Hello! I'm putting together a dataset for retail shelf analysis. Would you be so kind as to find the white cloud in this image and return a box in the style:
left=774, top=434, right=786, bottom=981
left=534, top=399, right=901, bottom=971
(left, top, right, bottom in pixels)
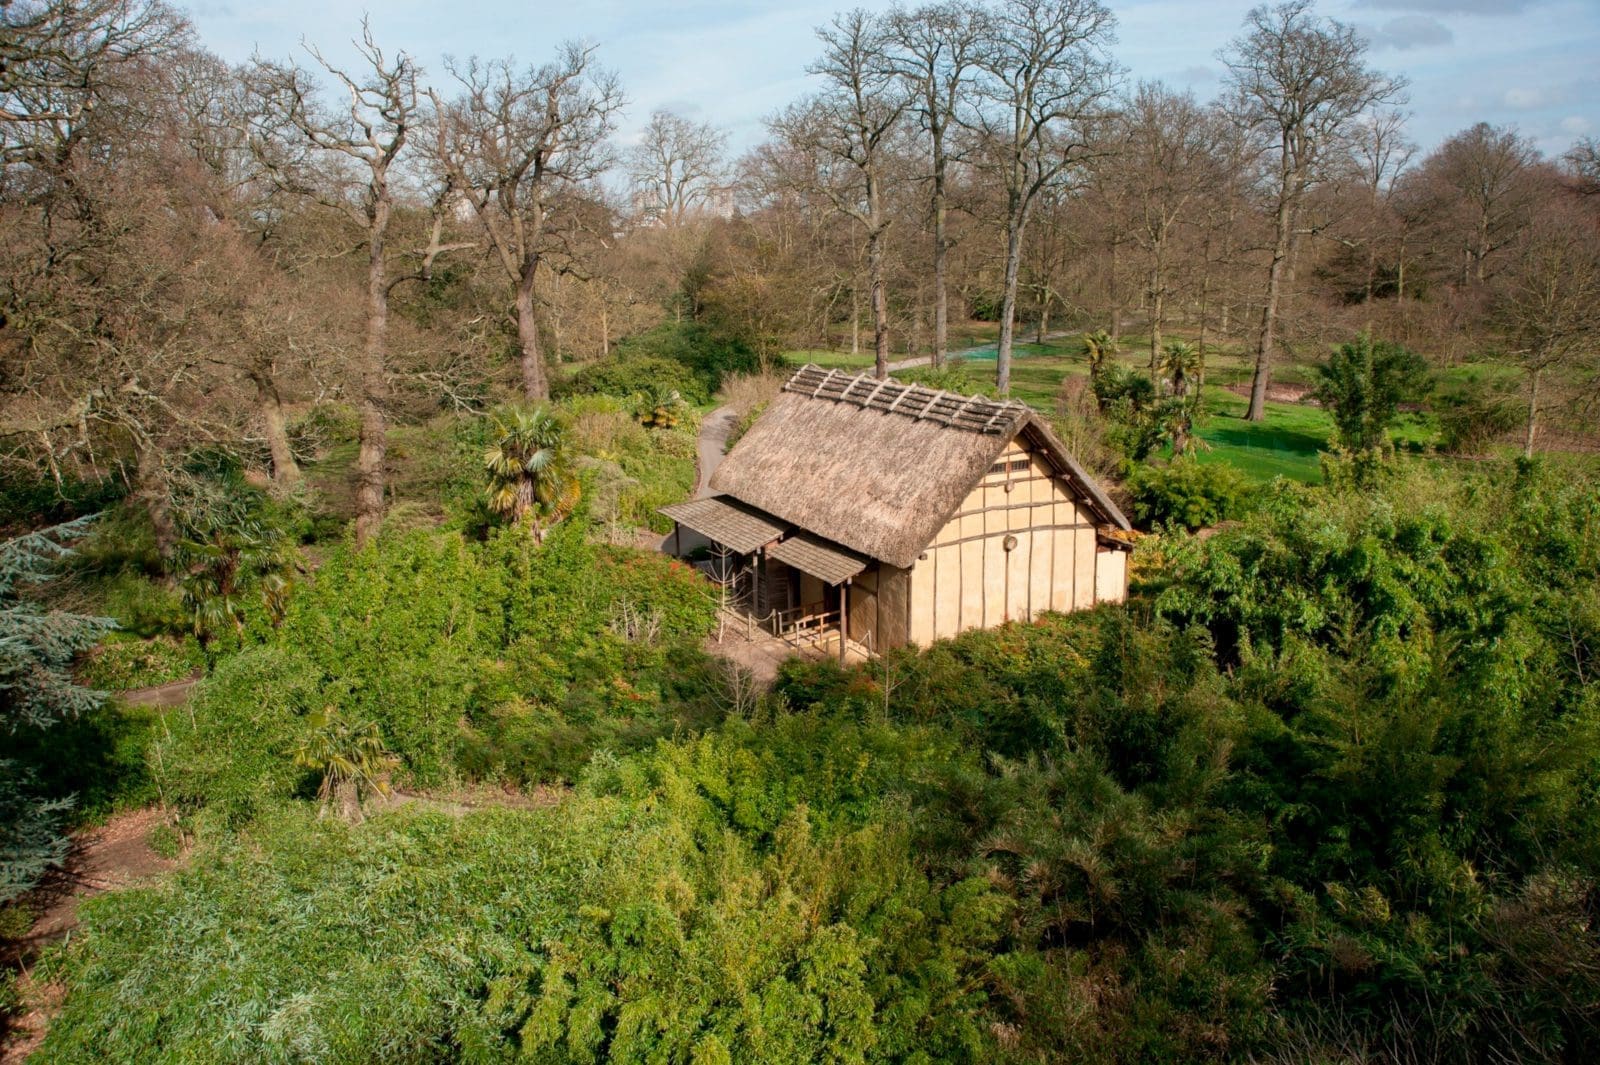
left=1360, top=14, right=1454, bottom=50
left=1560, top=115, right=1593, bottom=134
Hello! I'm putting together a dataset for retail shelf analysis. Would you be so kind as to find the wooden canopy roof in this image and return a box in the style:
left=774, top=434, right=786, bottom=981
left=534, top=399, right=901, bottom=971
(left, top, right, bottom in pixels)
left=768, top=531, right=868, bottom=586
left=658, top=495, right=789, bottom=554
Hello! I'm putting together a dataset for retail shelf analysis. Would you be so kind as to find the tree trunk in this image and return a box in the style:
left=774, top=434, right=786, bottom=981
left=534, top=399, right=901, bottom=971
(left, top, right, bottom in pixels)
left=1108, top=241, right=1122, bottom=343
left=1396, top=231, right=1407, bottom=303
left=253, top=369, right=299, bottom=486
left=1037, top=300, right=1049, bottom=345
left=354, top=196, right=392, bottom=548
left=850, top=283, right=860, bottom=355
left=1249, top=166, right=1298, bottom=423
left=1475, top=212, right=1489, bottom=284
left=932, top=152, right=949, bottom=369
left=868, top=224, right=889, bottom=380
left=336, top=778, right=362, bottom=824
left=1525, top=367, right=1540, bottom=457
left=1148, top=243, right=1166, bottom=371
left=516, top=260, right=549, bottom=402
left=136, top=443, right=176, bottom=573
left=996, top=217, right=1025, bottom=396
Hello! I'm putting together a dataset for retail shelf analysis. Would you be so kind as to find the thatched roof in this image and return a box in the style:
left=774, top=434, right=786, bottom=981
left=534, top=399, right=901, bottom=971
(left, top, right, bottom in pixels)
left=706, top=365, right=1129, bottom=570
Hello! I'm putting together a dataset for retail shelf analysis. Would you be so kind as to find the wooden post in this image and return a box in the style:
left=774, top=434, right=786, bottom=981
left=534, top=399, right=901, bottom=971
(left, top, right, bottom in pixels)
left=673, top=524, right=681, bottom=558
left=839, top=579, right=850, bottom=667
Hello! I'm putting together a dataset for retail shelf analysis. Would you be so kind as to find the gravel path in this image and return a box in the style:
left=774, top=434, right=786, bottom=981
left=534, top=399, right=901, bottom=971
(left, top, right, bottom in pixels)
left=695, top=406, right=739, bottom=498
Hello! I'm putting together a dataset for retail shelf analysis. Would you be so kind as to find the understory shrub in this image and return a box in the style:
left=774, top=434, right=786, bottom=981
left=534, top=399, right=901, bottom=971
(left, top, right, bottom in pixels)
left=1127, top=459, right=1252, bottom=530
left=96, top=571, right=188, bottom=638
left=894, top=360, right=992, bottom=397
left=41, top=743, right=1006, bottom=1063
left=77, top=631, right=203, bottom=690
left=0, top=467, right=124, bottom=531
left=150, top=646, right=324, bottom=827
left=157, top=522, right=719, bottom=810
left=612, top=320, right=766, bottom=396
left=563, top=394, right=698, bottom=534
left=1436, top=377, right=1522, bottom=455
left=559, top=354, right=707, bottom=406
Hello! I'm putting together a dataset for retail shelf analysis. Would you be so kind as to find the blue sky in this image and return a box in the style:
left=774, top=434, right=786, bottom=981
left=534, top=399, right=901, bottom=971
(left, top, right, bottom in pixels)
left=187, top=0, right=1598, bottom=160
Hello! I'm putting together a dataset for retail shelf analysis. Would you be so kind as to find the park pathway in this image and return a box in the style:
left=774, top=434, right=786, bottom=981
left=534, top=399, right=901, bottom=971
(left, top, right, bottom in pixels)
left=695, top=406, right=739, bottom=498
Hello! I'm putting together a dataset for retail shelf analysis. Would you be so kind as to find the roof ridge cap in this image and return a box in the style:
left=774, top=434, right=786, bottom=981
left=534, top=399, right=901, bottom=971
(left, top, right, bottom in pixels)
left=782, top=364, right=1028, bottom=433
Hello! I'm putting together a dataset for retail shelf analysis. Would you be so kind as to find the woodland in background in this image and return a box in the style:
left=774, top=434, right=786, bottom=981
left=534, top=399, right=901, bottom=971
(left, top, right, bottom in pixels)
left=4, top=1, right=1600, bottom=1062
left=3, top=0, right=1599, bottom=550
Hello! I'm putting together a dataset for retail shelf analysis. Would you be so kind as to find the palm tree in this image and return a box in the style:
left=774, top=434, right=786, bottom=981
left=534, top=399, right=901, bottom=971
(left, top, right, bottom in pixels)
left=1157, top=340, right=1203, bottom=399
left=293, top=707, right=399, bottom=823
left=1082, top=329, right=1118, bottom=382
left=484, top=406, right=581, bottom=541
left=635, top=384, right=685, bottom=429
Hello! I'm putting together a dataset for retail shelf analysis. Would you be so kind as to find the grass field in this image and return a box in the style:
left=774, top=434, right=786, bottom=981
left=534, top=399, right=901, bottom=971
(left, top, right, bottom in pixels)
left=788, top=334, right=1346, bottom=484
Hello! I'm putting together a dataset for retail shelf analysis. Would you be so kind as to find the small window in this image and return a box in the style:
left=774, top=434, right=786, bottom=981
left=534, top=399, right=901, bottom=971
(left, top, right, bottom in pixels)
left=990, top=456, right=1033, bottom=479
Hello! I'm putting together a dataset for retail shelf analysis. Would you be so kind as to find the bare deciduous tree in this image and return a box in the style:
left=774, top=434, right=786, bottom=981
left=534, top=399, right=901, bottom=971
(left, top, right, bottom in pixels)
left=890, top=0, right=985, bottom=367
left=627, top=108, right=727, bottom=225
left=1347, top=107, right=1414, bottom=312
left=249, top=23, right=421, bottom=546
left=1220, top=0, right=1403, bottom=421
left=1568, top=137, right=1600, bottom=197
left=0, top=0, right=185, bottom=166
left=967, top=0, right=1117, bottom=395
left=1112, top=82, right=1233, bottom=367
left=1407, top=122, right=1539, bottom=288
left=432, top=44, right=622, bottom=402
left=1490, top=202, right=1600, bottom=456
left=770, top=10, right=910, bottom=380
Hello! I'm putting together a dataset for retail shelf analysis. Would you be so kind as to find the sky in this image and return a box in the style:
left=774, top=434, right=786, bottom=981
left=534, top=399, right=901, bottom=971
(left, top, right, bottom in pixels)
left=185, top=0, right=1600, bottom=161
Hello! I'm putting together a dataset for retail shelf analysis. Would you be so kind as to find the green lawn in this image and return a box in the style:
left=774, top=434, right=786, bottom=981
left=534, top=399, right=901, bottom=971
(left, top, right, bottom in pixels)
left=789, top=348, right=876, bottom=370
left=1193, top=389, right=1331, bottom=482
left=947, top=345, right=1338, bottom=484
left=778, top=335, right=1536, bottom=487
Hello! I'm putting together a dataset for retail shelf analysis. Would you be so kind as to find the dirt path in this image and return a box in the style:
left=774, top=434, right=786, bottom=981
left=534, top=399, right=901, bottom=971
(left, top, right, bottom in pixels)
left=2, top=807, right=181, bottom=1062
left=119, top=672, right=202, bottom=708
left=1222, top=381, right=1317, bottom=405
left=385, top=783, right=567, bottom=817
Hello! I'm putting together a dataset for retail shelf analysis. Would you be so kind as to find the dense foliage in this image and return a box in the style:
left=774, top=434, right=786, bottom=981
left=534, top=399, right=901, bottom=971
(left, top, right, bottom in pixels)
left=1126, top=459, right=1252, bottom=530
left=152, top=523, right=718, bottom=823
left=558, top=322, right=768, bottom=408
left=27, top=461, right=1600, bottom=1062
left=1313, top=334, right=1433, bottom=452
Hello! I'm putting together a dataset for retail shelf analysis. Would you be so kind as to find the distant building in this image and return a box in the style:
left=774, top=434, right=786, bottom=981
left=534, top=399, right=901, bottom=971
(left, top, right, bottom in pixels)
left=661, top=365, right=1132, bottom=655
left=628, top=185, right=737, bottom=227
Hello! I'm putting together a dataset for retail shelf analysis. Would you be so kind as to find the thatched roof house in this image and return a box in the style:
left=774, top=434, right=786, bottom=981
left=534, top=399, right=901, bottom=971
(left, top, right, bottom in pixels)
left=663, top=365, right=1132, bottom=655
